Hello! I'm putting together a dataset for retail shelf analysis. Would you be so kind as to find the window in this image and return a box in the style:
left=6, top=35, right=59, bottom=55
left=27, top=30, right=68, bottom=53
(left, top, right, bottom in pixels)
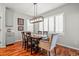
left=44, top=18, right=48, bottom=31
left=49, top=16, right=54, bottom=33
left=34, top=23, right=39, bottom=33
left=39, top=22, right=43, bottom=31
left=55, top=13, right=63, bottom=33
left=47, top=13, right=64, bottom=33
left=27, top=20, right=33, bottom=32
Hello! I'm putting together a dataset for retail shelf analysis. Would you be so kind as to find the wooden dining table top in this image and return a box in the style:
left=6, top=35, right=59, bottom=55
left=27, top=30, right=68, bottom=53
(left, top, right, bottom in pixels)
left=31, top=34, right=43, bottom=39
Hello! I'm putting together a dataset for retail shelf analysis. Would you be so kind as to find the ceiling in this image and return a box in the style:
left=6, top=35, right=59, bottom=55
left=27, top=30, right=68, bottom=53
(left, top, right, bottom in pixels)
left=2, top=3, right=65, bottom=16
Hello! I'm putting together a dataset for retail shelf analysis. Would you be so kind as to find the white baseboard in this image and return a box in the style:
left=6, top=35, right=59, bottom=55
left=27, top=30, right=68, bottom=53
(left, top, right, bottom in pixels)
left=0, top=45, right=6, bottom=48
left=57, top=43, right=79, bottom=50
left=16, top=39, right=22, bottom=42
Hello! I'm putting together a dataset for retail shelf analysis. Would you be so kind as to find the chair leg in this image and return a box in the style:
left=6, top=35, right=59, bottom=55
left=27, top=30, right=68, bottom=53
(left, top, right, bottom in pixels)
left=31, top=39, right=32, bottom=55
left=49, top=51, right=50, bottom=56
left=26, top=42, right=28, bottom=51
left=24, top=41, right=27, bottom=50
left=47, top=51, right=50, bottom=56
left=22, top=42, right=23, bottom=48
left=24, top=42, right=26, bottom=50
left=54, top=47, right=56, bottom=56
left=22, top=41, right=25, bottom=49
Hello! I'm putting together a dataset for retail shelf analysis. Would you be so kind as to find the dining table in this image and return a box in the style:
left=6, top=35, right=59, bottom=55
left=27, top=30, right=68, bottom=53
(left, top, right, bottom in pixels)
left=25, top=32, right=48, bottom=54
left=30, top=34, right=43, bottom=54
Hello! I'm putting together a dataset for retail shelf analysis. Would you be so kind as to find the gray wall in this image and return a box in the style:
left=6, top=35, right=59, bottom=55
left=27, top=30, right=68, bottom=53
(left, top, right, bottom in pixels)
left=5, top=8, right=28, bottom=44
left=13, top=11, right=28, bottom=41
left=41, top=3, right=79, bottom=50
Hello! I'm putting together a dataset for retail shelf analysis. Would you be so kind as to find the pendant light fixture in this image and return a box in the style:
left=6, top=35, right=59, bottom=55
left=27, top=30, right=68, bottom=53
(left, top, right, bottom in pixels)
left=30, top=3, right=44, bottom=23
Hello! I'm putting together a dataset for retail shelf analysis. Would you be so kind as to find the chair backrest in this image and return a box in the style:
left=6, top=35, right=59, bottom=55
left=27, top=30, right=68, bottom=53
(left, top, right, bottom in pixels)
left=26, top=32, right=31, bottom=42
left=26, top=32, right=31, bottom=36
left=43, top=31, right=48, bottom=35
left=21, top=32, right=25, bottom=40
left=50, top=34, right=60, bottom=50
left=21, top=32, right=27, bottom=42
left=38, top=31, right=42, bottom=34
left=22, top=32, right=31, bottom=41
left=48, top=34, right=53, bottom=43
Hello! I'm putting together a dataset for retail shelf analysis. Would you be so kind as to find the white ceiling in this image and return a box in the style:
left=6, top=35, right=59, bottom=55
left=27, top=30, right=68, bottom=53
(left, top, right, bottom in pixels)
left=2, top=3, right=65, bottom=16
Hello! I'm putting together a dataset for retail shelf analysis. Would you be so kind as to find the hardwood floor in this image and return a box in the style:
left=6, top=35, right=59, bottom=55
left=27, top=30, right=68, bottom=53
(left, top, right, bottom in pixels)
left=0, top=41, right=79, bottom=56
left=0, top=42, right=45, bottom=56
left=56, top=45, right=79, bottom=56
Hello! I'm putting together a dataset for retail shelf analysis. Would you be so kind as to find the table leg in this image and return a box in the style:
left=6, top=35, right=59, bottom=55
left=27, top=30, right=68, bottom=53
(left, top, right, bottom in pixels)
left=31, top=38, right=32, bottom=55
left=26, top=37, right=29, bottom=51
left=35, top=39, right=40, bottom=53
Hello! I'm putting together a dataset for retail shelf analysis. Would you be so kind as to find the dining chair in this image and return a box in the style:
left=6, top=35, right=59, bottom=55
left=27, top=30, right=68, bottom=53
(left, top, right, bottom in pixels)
left=21, top=32, right=26, bottom=49
left=26, top=32, right=36, bottom=54
left=39, top=31, right=48, bottom=41
left=21, top=32, right=31, bottom=50
left=26, top=34, right=33, bottom=54
left=43, top=31, right=48, bottom=35
left=39, top=34, right=60, bottom=56
left=26, top=32, right=31, bottom=50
